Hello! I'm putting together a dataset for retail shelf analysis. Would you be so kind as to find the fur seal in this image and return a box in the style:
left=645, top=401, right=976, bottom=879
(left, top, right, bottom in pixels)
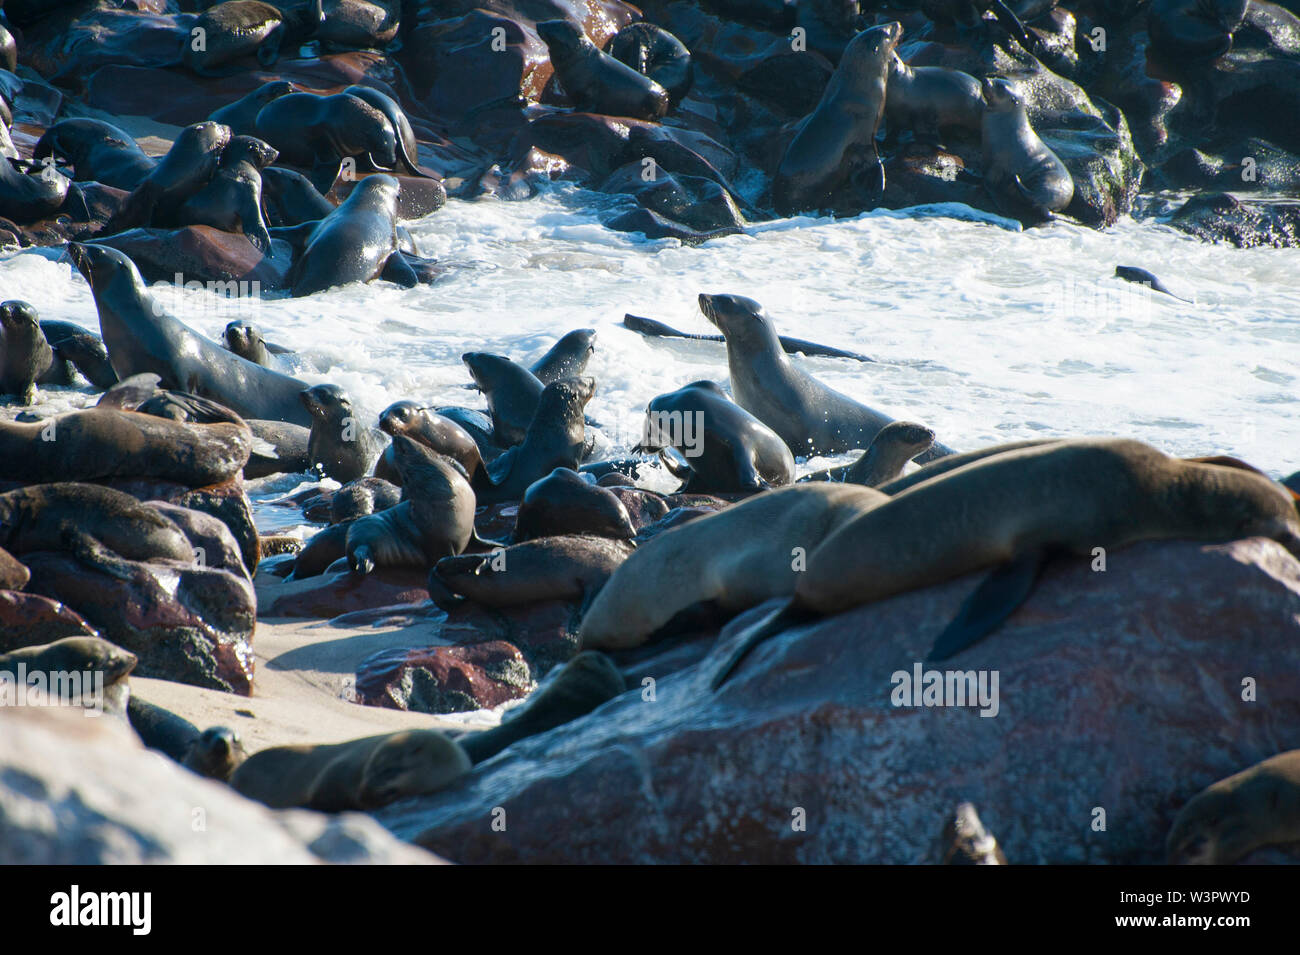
left=623, top=313, right=875, bottom=362
left=261, top=165, right=336, bottom=226
left=1148, top=0, right=1248, bottom=62
left=980, top=78, right=1074, bottom=219
left=254, top=92, right=399, bottom=195
left=1167, top=750, right=1300, bottom=864
left=606, top=22, right=694, bottom=106
left=38, top=319, right=118, bottom=389
left=638, top=379, right=795, bottom=493
left=222, top=320, right=287, bottom=367
left=580, top=483, right=886, bottom=650
left=457, top=651, right=627, bottom=764
left=0, top=482, right=194, bottom=572
left=300, top=383, right=383, bottom=482
left=346, top=435, right=477, bottom=575
left=0, top=407, right=250, bottom=486
left=341, top=85, right=434, bottom=180
left=772, top=22, right=901, bottom=216
left=712, top=438, right=1300, bottom=687
left=176, top=135, right=278, bottom=251
left=185, top=1, right=322, bottom=74
left=378, top=400, right=484, bottom=481
left=530, top=328, right=597, bottom=385
left=105, top=122, right=231, bottom=234
left=0, top=637, right=137, bottom=710
left=127, top=695, right=248, bottom=780
left=330, top=476, right=400, bottom=523
left=286, top=174, right=411, bottom=296
left=31, top=119, right=157, bottom=192
left=884, top=52, right=984, bottom=143
left=0, top=150, right=79, bottom=223
left=800, top=421, right=936, bottom=485
left=230, top=728, right=470, bottom=811
left=429, top=535, right=633, bottom=611
left=1, top=300, right=55, bottom=404
left=69, top=243, right=313, bottom=426
left=699, top=293, right=950, bottom=459
left=536, top=19, right=670, bottom=121
left=462, top=351, right=546, bottom=448
left=1115, top=265, right=1192, bottom=302
left=473, top=377, right=594, bottom=505
left=209, top=80, right=297, bottom=136
left=513, top=467, right=636, bottom=542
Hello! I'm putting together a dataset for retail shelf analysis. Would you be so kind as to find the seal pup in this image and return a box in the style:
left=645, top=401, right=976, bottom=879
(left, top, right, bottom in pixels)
left=38, top=319, right=118, bottom=389
left=378, top=400, right=484, bottom=481
left=980, top=78, right=1073, bottom=219
left=1167, top=750, right=1300, bottom=864
left=286, top=174, right=412, bottom=296
left=884, top=52, right=984, bottom=144
left=637, top=379, right=795, bottom=493
left=300, top=383, right=383, bottom=482
left=530, top=328, right=597, bottom=384
left=429, top=535, right=633, bottom=611
left=1, top=299, right=55, bottom=404
left=209, top=80, right=297, bottom=136
left=457, top=651, right=627, bottom=764
left=606, top=22, right=694, bottom=106
left=800, top=421, right=936, bottom=485
left=254, top=92, right=399, bottom=195
left=346, top=435, right=477, bottom=575
left=32, top=119, right=157, bottom=192
left=700, top=293, right=952, bottom=459
left=230, top=729, right=470, bottom=811
left=513, top=467, right=636, bottom=542
left=0, top=408, right=251, bottom=486
left=580, top=482, right=887, bottom=650
left=68, top=243, right=313, bottom=426
left=261, top=166, right=335, bottom=226
left=536, top=19, right=670, bottom=121
left=712, top=438, right=1300, bottom=687
left=176, top=135, right=278, bottom=251
left=127, top=696, right=248, bottom=780
left=330, top=477, right=400, bottom=523
left=0, top=637, right=137, bottom=712
left=222, top=320, right=292, bottom=368
left=474, top=377, right=595, bottom=505
left=462, top=351, right=546, bottom=448
left=1, top=150, right=83, bottom=224
left=772, top=21, right=901, bottom=216
left=104, top=121, right=232, bottom=233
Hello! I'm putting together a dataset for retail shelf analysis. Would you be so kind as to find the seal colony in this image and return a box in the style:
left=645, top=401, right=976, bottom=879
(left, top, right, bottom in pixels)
left=1, top=0, right=1299, bottom=868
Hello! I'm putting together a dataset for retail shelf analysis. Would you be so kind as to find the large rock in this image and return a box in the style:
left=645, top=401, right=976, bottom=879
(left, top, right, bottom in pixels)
left=0, top=707, right=441, bottom=864
left=0, top=591, right=99, bottom=647
left=355, top=640, right=533, bottom=713
left=376, top=538, right=1300, bottom=863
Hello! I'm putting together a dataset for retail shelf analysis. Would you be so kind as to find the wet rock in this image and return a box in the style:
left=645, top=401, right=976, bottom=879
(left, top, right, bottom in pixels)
left=375, top=538, right=1300, bottom=863
left=1167, top=192, right=1300, bottom=247
left=93, top=225, right=293, bottom=290
left=0, top=591, right=99, bottom=648
left=262, top=564, right=429, bottom=617
left=148, top=501, right=251, bottom=580
left=331, top=172, right=447, bottom=220
left=22, top=553, right=255, bottom=695
left=0, top=707, right=442, bottom=864
left=355, top=640, right=533, bottom=714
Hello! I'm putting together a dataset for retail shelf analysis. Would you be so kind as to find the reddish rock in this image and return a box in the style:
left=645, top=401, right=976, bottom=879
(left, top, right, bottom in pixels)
left=0, top=591, right=99, bottom=647
left=262, top=565, right=429, bottom=618
left=375, top=538, right=1300, bottom=864
left=105, top=478, right=260, bottom=578
left=356, top=640, right=532, bottom=713
left=22, top=553, right=255, bottom=695
left=94, top=225, right=292, bottom=290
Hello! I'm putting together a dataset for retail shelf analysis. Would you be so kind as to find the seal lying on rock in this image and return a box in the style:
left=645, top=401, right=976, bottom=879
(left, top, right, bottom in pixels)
left=712, top=438, right=1300, bottom=687
left=537, top=19, right=670, bottom=121
left=799, top=421, right=936, bottom=485
left=1167, top=749, right=1300, bottom=864
left=230, top=729, right=470, bottom=811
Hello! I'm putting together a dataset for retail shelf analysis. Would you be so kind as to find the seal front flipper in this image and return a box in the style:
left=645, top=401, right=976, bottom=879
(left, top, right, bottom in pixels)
left=925, top=547, right=1052, bottom=662
left=711, top=600, right=817, bottom=691
left=379, top=250, right=418, bottom=288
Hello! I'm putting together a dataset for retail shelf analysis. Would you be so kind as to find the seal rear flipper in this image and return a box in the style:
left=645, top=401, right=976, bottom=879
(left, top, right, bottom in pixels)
left=1011, top=175, right=1057, bottom=225
left=925, top=547, right=1051, bottom=662
left=379, top=250, right=419, bottom=288
left=60, top=182, right=92, bottom=222
left=60, top=526, right=137, bottom=582
left=308, top=158, right=342, bottom=196
left=711, top=600, right=816, bottom=691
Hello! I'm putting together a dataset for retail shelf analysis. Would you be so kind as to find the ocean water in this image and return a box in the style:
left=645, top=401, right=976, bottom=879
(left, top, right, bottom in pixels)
left=3, top=186, right=1298, bottom=512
